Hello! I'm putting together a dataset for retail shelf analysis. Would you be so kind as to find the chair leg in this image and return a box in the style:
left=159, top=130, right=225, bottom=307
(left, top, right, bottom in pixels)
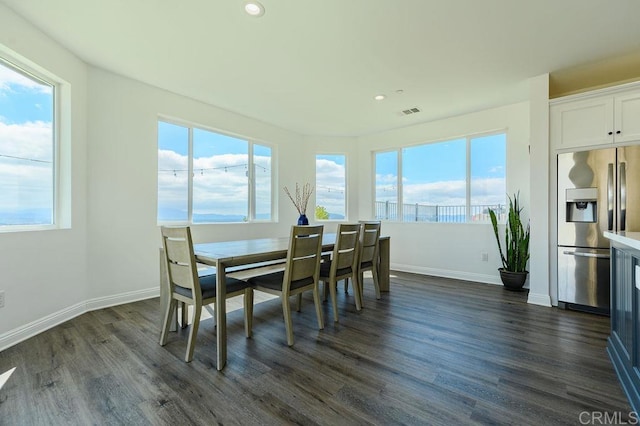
left=244, top=288, right=254, bottom=338
left=282, top=295, right=295, bottom=346
left=313, top=285, right=324, bottom=330
left=344, top=279, right=349, bottom=293
left=160, top=299, right=177, bottom=345
left=181, top=301, right=188, bottom=328
left=359, top=272, right=365, bottom=307
left=185, top=303, right=201, bottom=362
left=352, top=274, right=362, bottom=311
left=296, top=293, right=303, bottom=312
left=329, top=278, right=339, bottom=322
left=323, top=281, right=329, bottom=302
left=372, top=265, right=381, bottom=300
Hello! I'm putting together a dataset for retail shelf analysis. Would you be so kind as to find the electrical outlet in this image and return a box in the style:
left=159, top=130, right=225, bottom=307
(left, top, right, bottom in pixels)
left=481, top=252, right=489, bottom=262
left=0, top=291, right=4, bottom=308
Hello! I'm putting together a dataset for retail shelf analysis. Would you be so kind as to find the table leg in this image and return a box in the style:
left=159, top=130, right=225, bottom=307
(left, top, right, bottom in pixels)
left=378, top=238, right=390, bottom=292
left=216, top=260, right=227, bottom=371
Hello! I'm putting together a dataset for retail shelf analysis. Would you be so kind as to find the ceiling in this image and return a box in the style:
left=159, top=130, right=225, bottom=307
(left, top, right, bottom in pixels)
left=3, top=0, right=640, bottom=137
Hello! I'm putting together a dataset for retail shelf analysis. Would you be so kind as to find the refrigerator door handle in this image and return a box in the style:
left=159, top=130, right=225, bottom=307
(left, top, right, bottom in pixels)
left=562, top=250, right=610, bottom=259
left=620, top=161, right=627, bottom=231
left=608, top=163, right=614, bottom=231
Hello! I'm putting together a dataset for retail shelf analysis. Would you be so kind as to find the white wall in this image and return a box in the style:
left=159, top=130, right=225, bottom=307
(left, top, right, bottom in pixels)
left=528, top=75, right=552, bottom=306
left=356, top=102, right=531, bottom=284
left=0, top=3, right=89, bottom=344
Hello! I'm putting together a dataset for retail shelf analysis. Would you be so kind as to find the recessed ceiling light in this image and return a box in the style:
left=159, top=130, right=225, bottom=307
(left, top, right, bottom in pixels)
left=374, top=94, right=386, bottom=101
left=244, top=1, right=265, bottom=17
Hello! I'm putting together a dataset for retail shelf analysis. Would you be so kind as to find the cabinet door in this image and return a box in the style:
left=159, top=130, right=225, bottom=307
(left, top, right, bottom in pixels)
left=612, top=247, right=633, bottom=365
left=550, top=96, right=614, bottom=150
left=615, top=90, right=640, bottom=144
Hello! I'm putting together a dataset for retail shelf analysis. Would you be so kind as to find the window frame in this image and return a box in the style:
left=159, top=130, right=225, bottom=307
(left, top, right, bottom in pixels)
left=0, top=54, right=60, bottom=233
left=373, top=130, right=507, bottom=224
left=157, top=117, right=275, bottom=225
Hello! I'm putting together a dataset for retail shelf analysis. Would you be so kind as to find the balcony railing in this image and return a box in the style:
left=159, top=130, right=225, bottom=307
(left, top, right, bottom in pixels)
left=374, top=201, right=506, bottom=223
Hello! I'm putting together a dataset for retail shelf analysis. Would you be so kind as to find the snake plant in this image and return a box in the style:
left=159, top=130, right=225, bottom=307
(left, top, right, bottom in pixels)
left=488, top=192, right=530, bottom=272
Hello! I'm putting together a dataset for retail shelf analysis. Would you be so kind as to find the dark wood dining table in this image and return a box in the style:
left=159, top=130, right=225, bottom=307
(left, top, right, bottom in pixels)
left=161, top=234, right=390, bottom=371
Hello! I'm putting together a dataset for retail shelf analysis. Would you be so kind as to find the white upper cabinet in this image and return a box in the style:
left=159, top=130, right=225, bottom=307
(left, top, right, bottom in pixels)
left=614, top=90, right=640, bottom=144
left=550, top=85, right=640, bottom=151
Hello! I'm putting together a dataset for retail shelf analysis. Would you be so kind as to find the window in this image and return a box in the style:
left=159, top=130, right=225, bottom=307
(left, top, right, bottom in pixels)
left=157, top=120, right=272, bottom=223
left=374, top=132, right=506, bottom=223
left=0, top=59, right=55, bottom=228
left=374, top=150, right=398, bottom=221
left=315, top=154, right=346, bottom=220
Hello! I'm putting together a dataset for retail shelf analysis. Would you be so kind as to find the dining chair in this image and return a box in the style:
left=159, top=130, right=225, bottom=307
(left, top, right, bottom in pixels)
left=248, top=225, right=324, bottom=346
left=318, top=223, right=361, bottom=322
left=355, top=221, right=382, bottom=306
left=159, top=226, right=254, bottom=362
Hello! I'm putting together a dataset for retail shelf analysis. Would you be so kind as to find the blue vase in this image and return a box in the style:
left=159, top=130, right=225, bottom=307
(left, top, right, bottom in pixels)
left=297, top=214, right=309, bottom=225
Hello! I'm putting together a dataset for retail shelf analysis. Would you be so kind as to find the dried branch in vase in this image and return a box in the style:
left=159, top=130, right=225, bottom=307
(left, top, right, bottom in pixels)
left=283, top=183, right=314, bottom=215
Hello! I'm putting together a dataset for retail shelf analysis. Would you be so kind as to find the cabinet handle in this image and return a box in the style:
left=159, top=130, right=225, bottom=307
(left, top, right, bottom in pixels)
left=621, top=162, right=627, bottom=231
left=562, top=250, right=610, bottom=259
left=608, top=163, right=614, bottom=231
left=608, top=131, right=613, bottom=135
left=617, top=130, right=621, bottom=134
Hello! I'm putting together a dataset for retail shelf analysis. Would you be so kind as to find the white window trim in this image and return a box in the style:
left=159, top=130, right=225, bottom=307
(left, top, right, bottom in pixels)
left=157, top=117, right=276, bottom=224
left=373, top=130, right=507, bottom=224
left=0, top=50, right=66, bottom=233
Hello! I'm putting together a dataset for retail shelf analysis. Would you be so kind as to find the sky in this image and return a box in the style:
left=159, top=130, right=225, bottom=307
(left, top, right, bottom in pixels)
left=376, top=134, right=506, bottom=210
left=0, top=61, right=54, bottom=225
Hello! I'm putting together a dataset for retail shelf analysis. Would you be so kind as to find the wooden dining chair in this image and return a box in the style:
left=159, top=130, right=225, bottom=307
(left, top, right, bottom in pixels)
left=318, top=223, right=361, bottom=322
left=248, top=225, right=324, bottom=346
left=355, top=221, right=382, bottom=306
left=159, top=226, right=254, bottom=362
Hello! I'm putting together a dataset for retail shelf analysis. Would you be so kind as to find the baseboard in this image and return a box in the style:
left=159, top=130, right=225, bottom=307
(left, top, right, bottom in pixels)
left=527, top=292, right=552, bottom=307
left=391, top=263, right=552, bottom=308
left=391, top=263, right=502, bottom=285
left=85, top=288, right=159, bottom=312
left=0, top=287, right=159, bottom=352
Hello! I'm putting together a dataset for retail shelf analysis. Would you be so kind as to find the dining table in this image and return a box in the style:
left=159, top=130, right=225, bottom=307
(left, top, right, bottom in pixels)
left=160, top=233, right=390, bottom=371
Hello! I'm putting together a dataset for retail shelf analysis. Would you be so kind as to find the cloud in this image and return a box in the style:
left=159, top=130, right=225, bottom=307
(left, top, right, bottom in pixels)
left=0, top=121, right=53, bottom=161
left=0, top=120, right=54, bottom=213
left=158, top=150, right=274, bottom=216
left=315, top=158, right=345, bottom=214
left=378, top=177, right=506, bottom=206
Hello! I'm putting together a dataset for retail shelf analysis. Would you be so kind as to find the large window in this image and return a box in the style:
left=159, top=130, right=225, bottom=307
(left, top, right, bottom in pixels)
left=0, top=59, right=55, bottom=228
left=374, top=150, right=398, bottom=220
left=374, top=133, right=506, bottom=223
left=158, top=120, right=272, bottom=223
left=315, top=154, right=346, bottom=220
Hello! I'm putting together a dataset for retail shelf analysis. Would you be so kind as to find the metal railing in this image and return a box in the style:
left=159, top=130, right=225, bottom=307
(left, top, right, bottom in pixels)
left=374, top=201, right=506, bottom=223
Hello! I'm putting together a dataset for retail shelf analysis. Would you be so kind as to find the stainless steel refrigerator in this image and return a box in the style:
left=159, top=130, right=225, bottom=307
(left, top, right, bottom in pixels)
left=557, top=145, right=640, bottom=314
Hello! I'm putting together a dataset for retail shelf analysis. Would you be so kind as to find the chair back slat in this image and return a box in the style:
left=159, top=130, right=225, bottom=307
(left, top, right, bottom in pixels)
left=359, top=222, right=381, bottom=264
left=334, top=224, right=360, bottom=271
left=285, top=225, right=324, bottom=289
left=161, top=226, right=199, bottom=292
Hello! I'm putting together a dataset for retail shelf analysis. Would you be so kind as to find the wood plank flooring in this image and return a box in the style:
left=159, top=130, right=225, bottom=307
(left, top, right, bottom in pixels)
left=0, top=272, right=633, bottom=425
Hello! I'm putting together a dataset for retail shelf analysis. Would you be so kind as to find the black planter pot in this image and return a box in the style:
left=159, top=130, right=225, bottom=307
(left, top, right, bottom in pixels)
left=498, top=268, right=528, bottom=291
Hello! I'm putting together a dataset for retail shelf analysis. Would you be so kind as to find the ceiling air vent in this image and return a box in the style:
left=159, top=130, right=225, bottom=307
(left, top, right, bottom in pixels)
left=401, top=107, right=421, bottom=115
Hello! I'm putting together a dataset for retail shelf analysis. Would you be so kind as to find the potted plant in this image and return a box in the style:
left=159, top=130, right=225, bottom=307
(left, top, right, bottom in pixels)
left=488, top=192, right=530, bottom=291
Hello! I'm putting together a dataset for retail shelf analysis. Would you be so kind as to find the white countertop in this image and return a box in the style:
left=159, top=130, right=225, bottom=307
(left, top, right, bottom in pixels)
left=604, top=231, right=640, bottom=251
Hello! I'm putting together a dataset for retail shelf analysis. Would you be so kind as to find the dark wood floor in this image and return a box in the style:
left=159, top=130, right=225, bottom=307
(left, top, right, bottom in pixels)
left=0, top=272, right=632, bottom=425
